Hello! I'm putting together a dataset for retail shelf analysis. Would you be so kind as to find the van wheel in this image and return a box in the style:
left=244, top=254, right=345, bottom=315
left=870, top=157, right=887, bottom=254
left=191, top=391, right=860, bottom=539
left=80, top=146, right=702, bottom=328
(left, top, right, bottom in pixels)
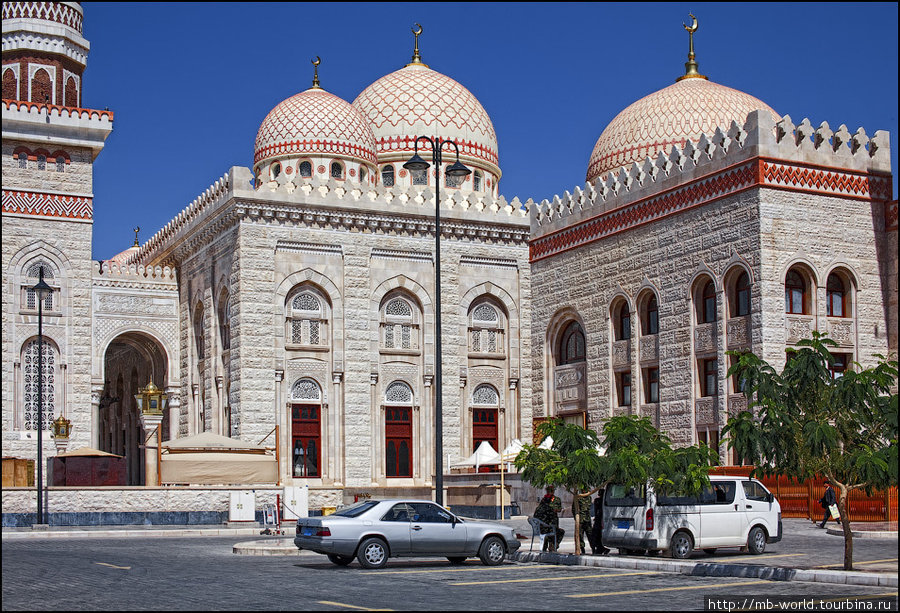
left=747, top=526, right=767, bottom=555
left=703, top=548, right=717, bottom=555
left=670, top=531, right=694, bottom=559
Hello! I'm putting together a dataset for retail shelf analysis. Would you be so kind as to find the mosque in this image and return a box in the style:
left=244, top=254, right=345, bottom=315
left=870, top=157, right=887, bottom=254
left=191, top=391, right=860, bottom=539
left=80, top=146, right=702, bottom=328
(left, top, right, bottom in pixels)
left=2, top=3, right=895, bottom=523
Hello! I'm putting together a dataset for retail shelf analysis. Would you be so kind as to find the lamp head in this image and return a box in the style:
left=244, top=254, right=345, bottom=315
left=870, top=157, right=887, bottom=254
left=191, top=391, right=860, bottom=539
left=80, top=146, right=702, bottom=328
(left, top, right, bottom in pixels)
left=445, top=160, right=471, bottom=177
left=403, top=152, right=430, bottom=172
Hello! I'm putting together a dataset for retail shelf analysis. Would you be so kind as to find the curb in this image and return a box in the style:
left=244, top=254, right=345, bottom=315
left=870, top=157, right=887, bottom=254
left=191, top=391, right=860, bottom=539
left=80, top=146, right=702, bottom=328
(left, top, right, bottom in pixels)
left=825, top=528, right=897, bottom=539
left=511, top=551, right=898, bottom=588
left=233, top=538, right=303, bottom=555
left=1, top=527, right=263, bottom=540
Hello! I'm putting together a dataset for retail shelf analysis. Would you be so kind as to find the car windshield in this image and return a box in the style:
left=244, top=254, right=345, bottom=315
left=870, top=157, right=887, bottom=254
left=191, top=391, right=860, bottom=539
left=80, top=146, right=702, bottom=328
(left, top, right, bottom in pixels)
left=331, top=501, right=380, bottom=518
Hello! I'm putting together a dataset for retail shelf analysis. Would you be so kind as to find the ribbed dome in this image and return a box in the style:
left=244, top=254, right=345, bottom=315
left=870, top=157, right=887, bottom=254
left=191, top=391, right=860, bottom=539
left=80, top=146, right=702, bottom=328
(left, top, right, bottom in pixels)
left=586, top=78, right=780, bottom=183
left=254, top=87, right=377, bottom=168
left=352, top=64, right=500, bottom=176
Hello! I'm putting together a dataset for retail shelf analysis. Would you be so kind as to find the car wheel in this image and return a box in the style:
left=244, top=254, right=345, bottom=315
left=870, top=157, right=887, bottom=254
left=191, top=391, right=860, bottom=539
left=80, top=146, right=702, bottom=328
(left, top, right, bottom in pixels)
left=479, top=536, right=506, bottom=566
left=703, top=548, right=717, bottom=556
left=447, top=556, right=467, bottom=565
left=327, top=554, right=353, bottom=566
left=747, top=526, right=767, bottom=555
left=670, top=531, right=694, bottom=559
left=356, top=537, right=389, bottom=569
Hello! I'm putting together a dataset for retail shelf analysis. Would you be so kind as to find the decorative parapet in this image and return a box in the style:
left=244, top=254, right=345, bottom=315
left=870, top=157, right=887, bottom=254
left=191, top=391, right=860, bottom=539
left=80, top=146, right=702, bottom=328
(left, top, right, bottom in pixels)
left=2, top=188, right=91, bottom=220
left=726, top=316, right=751, bottom=350
left=133, top=166, right=531, bottom=267
left=2, top=2, right=84, bottom=33
left=786, top=315, right=815, bottom=344
left=1, top=99, right=112, bottom=122
left=694, top=322, right=717, bottom=354
left=93, top=261, right=178, bottom=290
left=530, top=110, right=892, bottom=262
left=1, top=100, right=114, bottom=157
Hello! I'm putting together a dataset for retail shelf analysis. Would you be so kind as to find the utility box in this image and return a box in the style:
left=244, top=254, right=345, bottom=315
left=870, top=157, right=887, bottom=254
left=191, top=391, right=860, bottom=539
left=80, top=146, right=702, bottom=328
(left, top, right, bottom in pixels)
left=228, top=490, right=255, bottom=522
left=281, top=485, right=309, bottom=522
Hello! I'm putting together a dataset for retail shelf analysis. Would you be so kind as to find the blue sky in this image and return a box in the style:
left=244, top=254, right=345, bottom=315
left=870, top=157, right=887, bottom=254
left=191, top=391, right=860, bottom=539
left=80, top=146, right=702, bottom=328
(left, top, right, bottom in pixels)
left=82, top=2, right=899, bottom=261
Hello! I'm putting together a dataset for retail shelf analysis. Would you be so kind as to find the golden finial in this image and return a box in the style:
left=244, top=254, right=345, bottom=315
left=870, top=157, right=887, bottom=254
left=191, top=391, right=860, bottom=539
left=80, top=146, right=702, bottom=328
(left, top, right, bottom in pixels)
left=311, top=56, right=322, bottom=89
left=133, top=226, right=140, bottom=247
left=407, top=23, right=429, bottom=67
left=676, top=13, right=707, bottom=81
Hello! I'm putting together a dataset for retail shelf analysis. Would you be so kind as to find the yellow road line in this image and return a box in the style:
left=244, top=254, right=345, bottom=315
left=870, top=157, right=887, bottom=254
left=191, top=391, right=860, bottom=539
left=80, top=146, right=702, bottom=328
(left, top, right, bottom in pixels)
left=317, top=601, right=393, bottom=611
left=815, top=557, right=899, bottom=569
left=567, top=579, right=772, bottom=598
left=451, top=570, right=659, bottom=586
left=94, top=562, right=131, bottom=570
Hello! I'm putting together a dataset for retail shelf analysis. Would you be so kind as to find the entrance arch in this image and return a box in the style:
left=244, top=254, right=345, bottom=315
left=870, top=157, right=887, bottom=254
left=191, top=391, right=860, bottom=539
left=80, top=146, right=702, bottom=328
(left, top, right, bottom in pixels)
left=100, top=331, right=170, bottom=485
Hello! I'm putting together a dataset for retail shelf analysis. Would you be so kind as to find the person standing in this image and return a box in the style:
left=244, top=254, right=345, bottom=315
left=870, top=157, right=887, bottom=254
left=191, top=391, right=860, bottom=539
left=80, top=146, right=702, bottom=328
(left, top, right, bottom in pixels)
left=534, top=485, right=565, bottom=551
left=572, top=493, right=592, bottom=554
left=818, top=480, right=837, bottom=528
left=591, top=490, right=610, bottom=555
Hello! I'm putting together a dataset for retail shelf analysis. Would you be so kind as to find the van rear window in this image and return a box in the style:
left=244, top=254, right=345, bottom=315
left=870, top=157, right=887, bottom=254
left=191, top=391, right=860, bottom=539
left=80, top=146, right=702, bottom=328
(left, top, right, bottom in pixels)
left=605, top=484, right=646, bottom=506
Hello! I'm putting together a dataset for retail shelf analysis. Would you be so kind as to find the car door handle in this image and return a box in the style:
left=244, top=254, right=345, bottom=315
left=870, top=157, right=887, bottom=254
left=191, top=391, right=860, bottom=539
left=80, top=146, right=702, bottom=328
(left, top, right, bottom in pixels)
left=412, top=525, right=422, bottom=530
left=746, top=505, right=752, bottom=509
left=734, top=504, right=739, bottom=511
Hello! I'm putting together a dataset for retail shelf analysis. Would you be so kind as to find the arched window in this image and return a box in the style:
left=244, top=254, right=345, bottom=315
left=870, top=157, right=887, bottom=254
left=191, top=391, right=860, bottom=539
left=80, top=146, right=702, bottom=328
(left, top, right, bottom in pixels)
left=733, top=271, right=751, bottom=317
left=411, top=168, right=427, bottom=186
left=18, top=152, right=27, bottom=168
left=558, top=321, right=585, bottom=365
left=56, top=157, right=65, bottom=172
left=291, top=378, right=322, bottom=478
left=330, top=162, right=344, bottom=179
left=2, top=68, right=16, bottom=100
left=469, top=301, right=505, bottom=355
left=193, top=303, right=205, bottom=360
left=270, top=162, right=281, bottom=180
left=382, top=295, right=418, bottom=351
left=23, top=260, right=56, bottom=311
left=698, top=279, right=716, bottom=324
left=381, top=165, right=395, bottom=187
left=37, top=154, right=46, bottom=171
left=826, top=273, right=848, bottom=318
left=385, top=381, right=413, bottom=478
left=615, top=302, right=631, bottom=341
left=288, top=289, right=327, bottom=346
left=64, top=76, right=77, bottom=107
left=298, top=161, right=312, bottom=177
left=471, top=384, right=499, bottom=458
left=643, top=295, right=659, bottom=335
left=474, top=171, right=483, bottom=192
left=30, top=68, right=51, bottom=104
left=22, top=338, right=56, bottom=431
left=785, top=270, right=807, bottom=314
left=218, top=291, right=231, bottom=351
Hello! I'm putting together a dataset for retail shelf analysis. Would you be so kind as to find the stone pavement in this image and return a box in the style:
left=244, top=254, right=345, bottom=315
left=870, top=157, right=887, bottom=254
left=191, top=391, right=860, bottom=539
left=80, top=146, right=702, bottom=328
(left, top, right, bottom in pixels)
left=4, top=517, right=896, bottom=588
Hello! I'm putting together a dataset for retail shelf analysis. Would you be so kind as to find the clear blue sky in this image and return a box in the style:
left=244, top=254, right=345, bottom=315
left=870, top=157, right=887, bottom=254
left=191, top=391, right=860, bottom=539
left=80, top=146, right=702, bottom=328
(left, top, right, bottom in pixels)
left=81, top=2, right=899, bottom=261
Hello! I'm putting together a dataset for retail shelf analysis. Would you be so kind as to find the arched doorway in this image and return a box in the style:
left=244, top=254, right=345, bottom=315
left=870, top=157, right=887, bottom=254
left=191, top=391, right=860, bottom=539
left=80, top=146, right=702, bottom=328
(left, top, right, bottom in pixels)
left=100, top=332, right=170, bottom=486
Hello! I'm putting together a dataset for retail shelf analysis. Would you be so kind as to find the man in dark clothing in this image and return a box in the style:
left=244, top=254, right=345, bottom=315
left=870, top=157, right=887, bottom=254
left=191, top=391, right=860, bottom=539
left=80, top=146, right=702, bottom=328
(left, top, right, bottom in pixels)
left=534, top=486, right=565, bottom=551
left=818, top=480, right=837, bottom=528
left=590, top=491, right=610, bottom=555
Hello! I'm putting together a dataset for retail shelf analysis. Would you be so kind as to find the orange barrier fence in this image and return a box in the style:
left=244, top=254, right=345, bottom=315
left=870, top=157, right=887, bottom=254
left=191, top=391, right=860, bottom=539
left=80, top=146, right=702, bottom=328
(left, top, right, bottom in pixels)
left=710, top=467, right=898, bottom=522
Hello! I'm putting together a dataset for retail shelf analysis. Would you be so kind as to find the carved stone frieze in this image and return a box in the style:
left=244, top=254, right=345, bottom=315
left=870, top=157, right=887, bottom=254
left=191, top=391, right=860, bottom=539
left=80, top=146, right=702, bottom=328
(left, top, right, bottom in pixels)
left=694, top=397, right=717, bottom=427
left=726, top=316, right=751, bottom=349
left=786, top=315, right=815, bottom=344
left=612, top=339, right=631, bottom=368
left=639, top=335, right=658, bottom=363
left=96, top=293, right=177, bottom=316
left=694, top=323, right=717, bottom=354
left=826, top=318, right=855, bottom=347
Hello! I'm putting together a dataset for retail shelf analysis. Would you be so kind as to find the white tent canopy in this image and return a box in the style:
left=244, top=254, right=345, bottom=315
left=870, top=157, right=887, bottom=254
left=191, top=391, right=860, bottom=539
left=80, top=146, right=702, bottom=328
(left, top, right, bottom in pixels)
left=500, top=439, right=524, bottom=462
left=538, top=435, right=554, bottom=450
left=160, top=432, right=276, bottom=484
left=452, top=441, right=501, bottom=470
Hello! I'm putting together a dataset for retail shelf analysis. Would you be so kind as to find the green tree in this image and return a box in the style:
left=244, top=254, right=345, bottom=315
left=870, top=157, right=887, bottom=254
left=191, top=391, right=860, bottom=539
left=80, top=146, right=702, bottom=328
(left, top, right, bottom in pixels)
left=723, top=332, right=898, bottom=570
left=514, top=416, right=718, bottom=555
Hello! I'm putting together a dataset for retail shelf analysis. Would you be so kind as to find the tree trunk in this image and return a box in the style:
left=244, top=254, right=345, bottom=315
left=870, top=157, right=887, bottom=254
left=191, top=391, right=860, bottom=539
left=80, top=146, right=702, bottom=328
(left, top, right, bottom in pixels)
left=837, top=486, right=853, bottom=571
left=572, top=492, right=582, bottom=556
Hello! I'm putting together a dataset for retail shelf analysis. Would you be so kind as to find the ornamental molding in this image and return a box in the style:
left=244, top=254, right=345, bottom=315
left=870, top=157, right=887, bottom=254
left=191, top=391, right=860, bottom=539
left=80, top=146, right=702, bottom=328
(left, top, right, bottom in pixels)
left=2, top=2, right=85, bottom=34
left=2, top=188, right=91, bottom=220
left=370, top=248, right=433, bottom=263
left=459, top=255, right=518, bottom=269
left=275, top=240, right=343, bottom=257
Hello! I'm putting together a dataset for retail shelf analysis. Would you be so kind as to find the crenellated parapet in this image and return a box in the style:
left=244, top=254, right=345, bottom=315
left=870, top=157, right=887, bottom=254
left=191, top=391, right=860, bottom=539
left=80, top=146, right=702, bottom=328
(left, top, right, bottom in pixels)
left=93, top=260, right=178, bottom=290
left=530, top=110, right=892, bottom=261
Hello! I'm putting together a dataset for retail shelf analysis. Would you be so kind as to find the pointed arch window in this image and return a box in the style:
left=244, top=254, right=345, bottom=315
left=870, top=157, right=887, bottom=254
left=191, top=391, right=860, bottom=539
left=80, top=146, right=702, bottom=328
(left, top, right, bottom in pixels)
left=22, top=339, right=56, bottom=431
left=23, top=260, right=57, bottom=312
left=733, top=271, right=751, bottom=317
left=469, top=301, right=505, bottom=355
left=384, top=381, right=413, bottom=478
left=193, top=303, right=205, bottom=360
left=291, top=378, right=322, bottom=478
left=381, top=164, right=395, bottom=187
left=785, top=270, right=807, bottom=315
left=471, top=384, right=499, bottom=460
left=643, top=295, right=659, bottom=335
left=288, top=289, right=328, bottom=347
left=298, top=161, right=312, bottom=177
left=381, top=296, right=418, bottom=351
left=698, top=279, right=717, bottom=324
left=826, top=273, right=848, bottom=318
left=218, top=292, right=231, bottom=351
left=558, top=321, right=585, bottom=365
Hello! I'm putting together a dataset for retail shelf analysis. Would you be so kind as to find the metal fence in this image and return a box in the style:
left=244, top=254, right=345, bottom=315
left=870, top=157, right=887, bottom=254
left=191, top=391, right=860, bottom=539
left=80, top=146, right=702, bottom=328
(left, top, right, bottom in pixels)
left=710, top=467, right=898, bottom=523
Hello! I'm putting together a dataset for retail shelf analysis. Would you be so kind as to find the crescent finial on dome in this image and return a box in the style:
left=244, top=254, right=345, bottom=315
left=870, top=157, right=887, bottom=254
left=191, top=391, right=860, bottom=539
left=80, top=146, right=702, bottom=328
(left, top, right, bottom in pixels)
left=407, top=23, right=429, bottom=67
left=311, top=56, right=322, bottom=89
left=676, top=14, right=707, bottom=82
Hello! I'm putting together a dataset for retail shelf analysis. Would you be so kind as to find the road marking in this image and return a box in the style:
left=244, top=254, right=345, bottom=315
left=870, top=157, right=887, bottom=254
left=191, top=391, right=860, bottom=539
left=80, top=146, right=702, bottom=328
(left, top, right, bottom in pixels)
left=317, top=601, right=392, bottom=611
left=567, top=579, right=772, bottom=598
left=378, top=564, right=537, bottom=575
left=451, top=570, right=659, bottom=586
left=698, top=553, right=805, bottom=563
left=815, top=557, right=898, bottom=569
left=94, top=562, right=131, bottom=570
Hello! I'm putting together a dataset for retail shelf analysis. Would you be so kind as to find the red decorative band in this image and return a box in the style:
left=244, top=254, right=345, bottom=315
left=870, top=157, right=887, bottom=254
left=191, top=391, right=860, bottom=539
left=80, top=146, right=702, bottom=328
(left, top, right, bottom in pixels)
left=374, top=135, right=499, bottom=167
left=2, top=2, right=83, bottom=34
left=886, top=200, right=898, bottom=231
left=254, top=138, right=377, bottom=165
left=2, top=99, right=114, bottom=121
left=760, top=158, right=893, bottom=202
left=2, top=189, right=92, bottom=220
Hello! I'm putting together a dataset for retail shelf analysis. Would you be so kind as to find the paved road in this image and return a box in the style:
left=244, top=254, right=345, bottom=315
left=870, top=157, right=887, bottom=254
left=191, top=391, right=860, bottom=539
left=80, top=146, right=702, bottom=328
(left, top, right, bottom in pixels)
left=2, top=537, right=897, bottom=611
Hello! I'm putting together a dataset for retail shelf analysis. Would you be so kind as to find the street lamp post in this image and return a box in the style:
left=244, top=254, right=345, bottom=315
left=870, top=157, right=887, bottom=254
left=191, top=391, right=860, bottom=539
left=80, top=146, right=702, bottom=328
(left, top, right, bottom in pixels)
left=404, top=137, right=470, bottom=506
left=32, top=268, right=53, bottom=526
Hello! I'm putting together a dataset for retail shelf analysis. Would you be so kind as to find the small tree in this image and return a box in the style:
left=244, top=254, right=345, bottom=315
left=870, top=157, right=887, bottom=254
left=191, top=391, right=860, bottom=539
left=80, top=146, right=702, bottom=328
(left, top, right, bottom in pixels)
left=515, top=416, right=718, bottom=555
left=723, top=332, right=898, bottom=570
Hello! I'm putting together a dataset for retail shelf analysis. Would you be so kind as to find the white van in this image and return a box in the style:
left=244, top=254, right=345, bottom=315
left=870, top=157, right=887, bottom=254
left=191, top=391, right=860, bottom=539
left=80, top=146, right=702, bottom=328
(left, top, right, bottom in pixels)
left=602, top=475, right=782, bottom=558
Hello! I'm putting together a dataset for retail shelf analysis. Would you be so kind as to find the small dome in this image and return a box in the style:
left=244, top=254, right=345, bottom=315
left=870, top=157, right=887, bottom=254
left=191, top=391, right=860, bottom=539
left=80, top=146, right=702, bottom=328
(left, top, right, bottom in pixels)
left=586, top=77, right=780, bottom=183
left=254, top=87, right=377, bottom=170
left=352, top=64, right=500, bottom=177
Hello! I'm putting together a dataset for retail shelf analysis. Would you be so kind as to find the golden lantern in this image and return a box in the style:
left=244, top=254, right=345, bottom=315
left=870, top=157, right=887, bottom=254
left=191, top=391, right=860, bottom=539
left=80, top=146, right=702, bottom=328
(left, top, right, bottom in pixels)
left=134, top=381, right=167, bottom=416
left=51, top=414, right=72, bottom=439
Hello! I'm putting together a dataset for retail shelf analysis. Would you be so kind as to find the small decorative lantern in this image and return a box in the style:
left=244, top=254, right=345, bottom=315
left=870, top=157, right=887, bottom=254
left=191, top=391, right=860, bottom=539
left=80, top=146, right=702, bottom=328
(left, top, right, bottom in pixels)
left=51, top=415, right=72, bottom=439
left=134, top=381, right=167, bottom=416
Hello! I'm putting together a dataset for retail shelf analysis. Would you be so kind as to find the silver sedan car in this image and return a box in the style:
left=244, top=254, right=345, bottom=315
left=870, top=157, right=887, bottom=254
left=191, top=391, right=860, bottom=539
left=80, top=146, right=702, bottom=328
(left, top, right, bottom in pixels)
left=294, top=499, right=521, bottom=569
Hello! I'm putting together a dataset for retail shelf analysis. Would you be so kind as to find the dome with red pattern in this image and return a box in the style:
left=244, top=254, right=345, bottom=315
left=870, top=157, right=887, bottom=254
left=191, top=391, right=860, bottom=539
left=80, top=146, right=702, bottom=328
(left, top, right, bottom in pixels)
left=586, top=77, right=780, bottom=183
left=254, top=87, right=377, bottom=169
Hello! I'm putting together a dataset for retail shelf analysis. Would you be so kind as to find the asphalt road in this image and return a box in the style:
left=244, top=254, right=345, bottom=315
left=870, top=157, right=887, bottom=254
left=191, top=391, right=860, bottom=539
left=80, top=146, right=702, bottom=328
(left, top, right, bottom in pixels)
left=2, top=537, right=897, bottom=611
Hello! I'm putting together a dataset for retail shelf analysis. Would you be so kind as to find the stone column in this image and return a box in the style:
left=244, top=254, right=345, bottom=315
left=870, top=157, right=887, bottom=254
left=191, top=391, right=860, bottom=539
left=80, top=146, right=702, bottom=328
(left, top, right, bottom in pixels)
left=275, top=370, right=284, bottom=481
left=139, top=413, right=163, bottom=486
left=508, top=379, right=519, bottom=441
left=369, top=373, right=379, bottom=486
left=165, top=387, right=180, bottom=441
left=91, top=383, right=103, bottom=449
left=215, top=376, right=224, bottom=435
left=332, top=372, right=344, bottom=486
left=423, top=375, right=433, bottom=487
left=191, top=384, right=200, bottom=434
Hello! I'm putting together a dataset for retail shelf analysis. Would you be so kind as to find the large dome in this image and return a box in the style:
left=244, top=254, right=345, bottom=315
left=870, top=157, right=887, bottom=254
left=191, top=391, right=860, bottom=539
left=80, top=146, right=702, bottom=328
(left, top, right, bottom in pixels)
left=352, top=63, right=500, bottom=177
left=586, top=77, right=780, bottom=183
left=254, top=87, right=377, bottom=169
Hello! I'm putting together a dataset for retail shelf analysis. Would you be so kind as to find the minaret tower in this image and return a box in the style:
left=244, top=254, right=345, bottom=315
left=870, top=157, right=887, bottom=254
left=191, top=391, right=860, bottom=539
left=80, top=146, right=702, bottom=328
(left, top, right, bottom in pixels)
left=2, top=2, right=113, bottom=463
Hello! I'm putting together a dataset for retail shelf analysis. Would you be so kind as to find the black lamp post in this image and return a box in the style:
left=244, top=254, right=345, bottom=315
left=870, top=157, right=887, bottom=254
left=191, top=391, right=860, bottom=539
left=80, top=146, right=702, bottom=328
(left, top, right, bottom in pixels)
left=403, top=137, right=470, bottom=506
left=32, top=268, right=53, bottom=526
